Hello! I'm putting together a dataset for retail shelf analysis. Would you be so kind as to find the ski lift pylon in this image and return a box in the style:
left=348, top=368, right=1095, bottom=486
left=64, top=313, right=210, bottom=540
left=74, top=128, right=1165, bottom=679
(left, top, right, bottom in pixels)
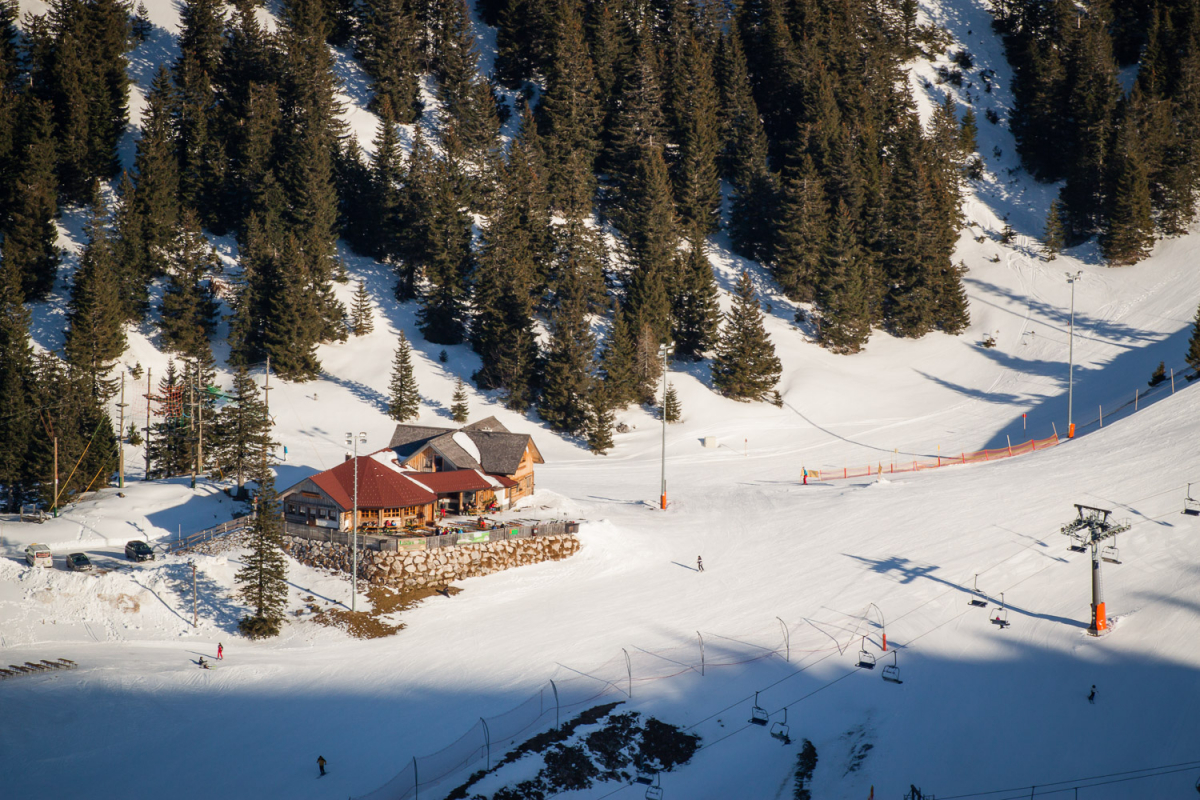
left=1185, top=483, right=1200, bottom=516
left=857, top=636, right=876, bottom=669
left=749, top=691, right=769, bottom=726
left=770, top=707, right=791, bottom=743
left=991, top=592, right=1011, bottom=629
left=969, top=573, right=988, bottom=607
left=882, top=651, right=902, bottom=684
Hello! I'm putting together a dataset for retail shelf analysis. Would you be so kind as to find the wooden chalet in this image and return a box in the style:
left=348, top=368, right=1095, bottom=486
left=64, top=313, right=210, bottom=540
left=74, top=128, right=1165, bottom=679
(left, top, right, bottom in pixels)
left=280, top=417, right=544, bottom=531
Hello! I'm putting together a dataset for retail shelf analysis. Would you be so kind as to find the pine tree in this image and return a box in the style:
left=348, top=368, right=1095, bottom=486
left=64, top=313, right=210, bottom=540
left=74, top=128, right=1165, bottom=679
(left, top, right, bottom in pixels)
left=262, top=234, right=322, bottom=380
left=236, top=469, right=288, bottom=638
left=1100, top=110, right=1155, bottom=266
left=0, top=254, right=33, bottom=510
left=620, top=142, right=676, bottom=343
left=433, top=0, right=498, bottom=161
left=671, top=231, right=720, bottom=360
left=160, top=211, right=220, bottom=361
left=349, top=280, right=374, bottom=336
left=672, top=31, right=721, bottom=233
left=584, top=387, right=614, bottom=455
left=417, top=156, right=474, bottom=345
left=603, top=20, right=665, bottom=188
left=538, top=272, right=595, bottom=434
left=538, top=0, right=601, bottom=214
left=1187, top=302, right=1200, bottom=379
left=388, top=331, right=421, bottom=421
left=355, top=0, right=423, bottom=123
left=147, top=359, right=193, bottom=478
left=815, top=201, right=871, bottom=354
left=712, top=271, right=781, bottom=402
left=64, top=193, right=127, bottom=400
left=131, top=66, right=181, bottom=278
left=772, top=152, right=827, bottom=303
left=663, top=382, right=681, bottom=423
left=599, top=305, right=638, bottom=408
left=212, top=366, right=273, bottom=490
left=450, top=377, right=469, bottom=423
left=632, top=322, right=662, bottom=406
left=6, top=97, right=60, bottom=301
left=1043, top=199, right=1066, bottom=260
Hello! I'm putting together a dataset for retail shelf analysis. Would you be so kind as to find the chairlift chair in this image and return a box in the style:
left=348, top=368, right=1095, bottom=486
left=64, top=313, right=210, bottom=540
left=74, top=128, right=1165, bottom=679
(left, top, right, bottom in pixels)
left=1068, top=531, right=1088, bottom=553
left=1185, top=484, right=1200, bottom=516
left=969, top=574, right=988, bottom=607
left=644, top=773, right=663, bottom=800
left=749, top=691, right=769, bottom=726
left=882, top=651, right=902, bottom=684
left=770, top=707, right=791, bottom=743
left=991, top=592, right=1011, bottom=629
left=857, top=636, right=876, bottom=669
left=1101, top=537, right=1121, bottom=564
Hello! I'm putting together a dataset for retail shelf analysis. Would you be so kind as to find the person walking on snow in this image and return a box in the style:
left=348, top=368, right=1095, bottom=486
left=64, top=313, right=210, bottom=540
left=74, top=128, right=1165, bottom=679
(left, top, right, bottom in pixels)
left=217, top=643, right=223, bottom=660
left=317, top=756, right=327, bottom=776
left=697, top=556, right=704, bottom=572
left=1088, top=685, right=1096, bottom=704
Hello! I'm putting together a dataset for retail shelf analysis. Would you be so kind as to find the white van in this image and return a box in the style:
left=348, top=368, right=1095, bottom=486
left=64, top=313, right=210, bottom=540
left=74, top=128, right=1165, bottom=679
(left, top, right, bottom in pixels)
left=24, top=543, right=52, bottom=568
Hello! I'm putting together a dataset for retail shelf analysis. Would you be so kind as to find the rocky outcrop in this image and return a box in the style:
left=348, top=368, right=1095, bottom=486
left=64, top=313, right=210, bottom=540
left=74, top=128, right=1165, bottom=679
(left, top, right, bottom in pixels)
left=281, top=534, right=581, bottom=588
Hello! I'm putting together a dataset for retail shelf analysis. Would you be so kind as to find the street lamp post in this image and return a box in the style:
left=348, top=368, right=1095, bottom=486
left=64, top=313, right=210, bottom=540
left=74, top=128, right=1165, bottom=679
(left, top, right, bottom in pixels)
left=659, top=343, right=672, bottom=510
left=345, top=431, right=367, bottom=611
left=1066, top=271, right=1082, bottom=438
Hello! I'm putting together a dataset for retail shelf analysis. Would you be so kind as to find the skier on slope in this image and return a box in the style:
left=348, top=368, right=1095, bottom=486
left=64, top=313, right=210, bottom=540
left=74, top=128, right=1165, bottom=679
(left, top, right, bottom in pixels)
left=198, top=657, right=209, bottom=669
left=317, top=755, right=327, bottom=776
left=217, top=643, right=223, bottom=660
left=1088, top=685, right=1096, bottom=704
left=697, top=556, right=704, bottom=572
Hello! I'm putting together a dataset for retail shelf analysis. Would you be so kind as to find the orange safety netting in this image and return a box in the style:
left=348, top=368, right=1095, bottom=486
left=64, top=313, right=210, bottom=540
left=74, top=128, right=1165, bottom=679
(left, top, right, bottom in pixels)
left=811, top=433, right=1060, bottom=482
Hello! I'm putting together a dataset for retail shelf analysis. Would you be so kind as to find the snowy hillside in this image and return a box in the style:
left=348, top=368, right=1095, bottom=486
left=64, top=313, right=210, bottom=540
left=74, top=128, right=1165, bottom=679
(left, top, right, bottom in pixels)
left=4, top=0, right=1200, bottom=798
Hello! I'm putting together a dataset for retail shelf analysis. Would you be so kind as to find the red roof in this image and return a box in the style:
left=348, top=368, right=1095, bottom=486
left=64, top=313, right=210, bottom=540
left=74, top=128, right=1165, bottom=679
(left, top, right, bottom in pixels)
left=309, top=455, right=437, bottom=510
left=409, top=470, right=499, bottom=494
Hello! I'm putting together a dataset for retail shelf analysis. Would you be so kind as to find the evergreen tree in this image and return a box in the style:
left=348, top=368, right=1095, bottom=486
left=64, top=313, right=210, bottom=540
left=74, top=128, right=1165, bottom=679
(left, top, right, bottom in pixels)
left=131, top=66, right=181, bottom=278
left=388, top=331, right=421, bottom=421
left=538, top=0, right=601, bottom=214
left=772, top=153, right=827, bottom=303
left=450, top=376, right=469, bottom=423
left=599, top=304, right=638, bottom=408
left=538, top=272, right=595, bottom=434
left=160, top=211, right=220, bottom=361
left=236, top=469, right=288, bottom=638
left=663, top=381, right=681, bottom=423
left=620, top=141, right=676, bottom=343
left=262, top=234, right=322, bottom=380
left=433, top=0, right=498, bottom=161
left=0, top=254, right=33, bottom=510
left=671, top=231, right=719, bottom=360
left=583, top=387, right=615, bottom=455
left=1100, top=110, right=1155, bottom=266
left=64, top=193, right=127, bottom=400
left=6, top=97, right=60, bottom=301
left=672, top=31, right=721, bottom=233
left=632, top=321, right=663, bottom=406
left=349, top=280, right=375, bottom=336
left=355, top=0, right=423, bottom=123
left=815, top=201, right=871, bottom=354
left=147, top=359, right=193, bottom=478
left=1043, top=199, right=1066, bottom=260
left=1187, top=302, right=1200, bottom=379
left=416, top=156, right=474, bottom=345
left=711, top=271, right=781, bottom=401
left=212, top=366, right=273, bottom=490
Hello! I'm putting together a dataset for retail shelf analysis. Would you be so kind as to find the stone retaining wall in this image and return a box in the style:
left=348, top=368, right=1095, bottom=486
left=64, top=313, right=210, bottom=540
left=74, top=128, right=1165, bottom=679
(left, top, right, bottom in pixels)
left=282, top=533, right=581, bottom=588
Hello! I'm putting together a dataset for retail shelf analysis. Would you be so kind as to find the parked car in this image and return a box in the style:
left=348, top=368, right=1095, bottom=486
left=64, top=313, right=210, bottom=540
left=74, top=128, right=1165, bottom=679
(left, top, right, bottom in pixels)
left=24, top=543, right=52, bottom=568
left=66, top=552, right=92, bottom=572
left=124, top=541, right=154, bottom=562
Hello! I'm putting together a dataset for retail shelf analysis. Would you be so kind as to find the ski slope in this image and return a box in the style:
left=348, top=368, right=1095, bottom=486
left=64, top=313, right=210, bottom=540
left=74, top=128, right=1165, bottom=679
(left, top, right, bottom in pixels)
left=3, top=0, right=1200, bottom=798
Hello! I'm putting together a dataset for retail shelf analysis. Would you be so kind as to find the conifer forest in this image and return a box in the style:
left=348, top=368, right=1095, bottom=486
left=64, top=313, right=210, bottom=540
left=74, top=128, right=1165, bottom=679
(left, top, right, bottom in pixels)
left=0, top=0, right=1198, bottom=510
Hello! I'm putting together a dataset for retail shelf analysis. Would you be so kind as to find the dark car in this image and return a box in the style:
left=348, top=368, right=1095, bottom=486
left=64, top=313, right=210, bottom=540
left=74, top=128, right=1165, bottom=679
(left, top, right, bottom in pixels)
left=124, top=541, right=155, bottom=562
left=66, top=552, right=92, bottom=572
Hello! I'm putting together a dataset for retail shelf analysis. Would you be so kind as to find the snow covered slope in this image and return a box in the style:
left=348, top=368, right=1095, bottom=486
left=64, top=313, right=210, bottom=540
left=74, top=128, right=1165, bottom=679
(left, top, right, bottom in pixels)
left=4, top=0, right=1200, bottom=798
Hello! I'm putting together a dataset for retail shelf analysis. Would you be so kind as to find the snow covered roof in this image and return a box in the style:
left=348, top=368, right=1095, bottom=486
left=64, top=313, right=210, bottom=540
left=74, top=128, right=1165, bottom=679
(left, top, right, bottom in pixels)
left=387, top=422, right=543, bottom=475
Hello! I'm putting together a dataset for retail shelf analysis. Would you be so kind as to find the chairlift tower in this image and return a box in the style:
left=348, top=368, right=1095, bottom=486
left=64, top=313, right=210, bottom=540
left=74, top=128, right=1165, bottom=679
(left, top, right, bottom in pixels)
left=1059, top=504, right=1130, bottom=636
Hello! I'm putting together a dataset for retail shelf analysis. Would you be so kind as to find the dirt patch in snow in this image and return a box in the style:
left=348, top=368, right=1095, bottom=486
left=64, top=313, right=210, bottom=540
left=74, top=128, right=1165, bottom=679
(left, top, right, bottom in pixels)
left=310, top=583, right=462, bottom=639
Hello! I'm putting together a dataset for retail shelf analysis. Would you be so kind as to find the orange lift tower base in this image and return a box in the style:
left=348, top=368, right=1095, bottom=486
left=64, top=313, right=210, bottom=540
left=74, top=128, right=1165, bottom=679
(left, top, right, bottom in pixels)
left=1060, top=504, right=1129, bottom=636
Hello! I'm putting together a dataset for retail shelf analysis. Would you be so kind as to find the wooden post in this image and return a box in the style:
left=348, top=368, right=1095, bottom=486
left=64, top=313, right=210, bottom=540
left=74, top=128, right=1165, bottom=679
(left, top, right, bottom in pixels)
left=1007, top=435, right=1012, bottom=456
left=1099, top=405, right=1103, bottom=427
left=1171, top=368, right=1175, bottom=393
left=1135, top=389, right=1138, bottom=411
left=117, top=374, right=125, bottom=489
left=52, top=436, right=58, bottom=517
left=192, top=561, right=197, bottom=627
left=144, top=368, right=152, bottom=479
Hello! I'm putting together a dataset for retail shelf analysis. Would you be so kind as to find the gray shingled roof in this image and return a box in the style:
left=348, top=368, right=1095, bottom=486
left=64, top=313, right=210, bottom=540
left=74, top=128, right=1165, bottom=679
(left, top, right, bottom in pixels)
left=387, top=421, right=542, bottom=475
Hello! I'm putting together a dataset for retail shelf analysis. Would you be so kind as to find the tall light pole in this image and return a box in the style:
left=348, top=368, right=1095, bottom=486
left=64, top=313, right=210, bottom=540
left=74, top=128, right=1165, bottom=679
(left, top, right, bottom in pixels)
left=345, top=431, right=367, bottom=611
left=659, top=342, right=672, bottom=510
left=1066, top=271, right=1082, bottom=438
